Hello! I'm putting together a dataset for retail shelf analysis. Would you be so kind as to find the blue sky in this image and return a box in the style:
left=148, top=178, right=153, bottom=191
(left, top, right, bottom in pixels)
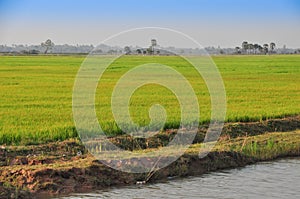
left=0, top=0, right=299, bottom=47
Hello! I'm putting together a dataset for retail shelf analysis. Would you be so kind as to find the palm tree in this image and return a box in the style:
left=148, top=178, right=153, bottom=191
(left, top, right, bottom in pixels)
left=41, top=39, right=54, bottom=54
left=270, top=42, right=276, bottom=53
left=242, top=41, right=248, bottom=54
left=263, top=44, right=269, bottom=54
left=150, top=39, right=157, bottom=55
left=248, top=43, right=254, bottom=54
left=124, top=46, right=131, bottom=55
left=258, top=45, right=263, bottom=54
left=254, top=44, right=259, bottom=54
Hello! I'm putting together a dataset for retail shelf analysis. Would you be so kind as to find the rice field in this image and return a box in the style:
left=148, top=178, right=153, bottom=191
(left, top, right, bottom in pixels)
left=0, top=55, right=299, bottom=145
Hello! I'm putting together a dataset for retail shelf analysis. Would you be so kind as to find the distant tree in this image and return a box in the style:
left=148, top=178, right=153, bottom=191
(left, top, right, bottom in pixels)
left=253, top=44, right=259, bottom=54
left=41, top=39, right=54, bottom=54
left=20, top=50, right=29, bottom=55
left=258, top=45, right=263, bottom=54
left=270, top=42, right=276, bottom=53
left=263, top=44, right=269, bottom=54
left=147, top=47, right=152, bottom=55
left=136, top=49, right=142, bottom=54
left=151, top=39, right=157, bottom=46
left=282, top=45, right=287, bottom=54
left=235, top=47, right=241, bottom=54
left=150, top=39, right=157, bottom=55
left=242, top=41, right=248, bottom=54
left=124, top=46, right=131, bottom=55
left=29, top=49, right=40, bottom=54
left=248, top=43, right=254, bottom=54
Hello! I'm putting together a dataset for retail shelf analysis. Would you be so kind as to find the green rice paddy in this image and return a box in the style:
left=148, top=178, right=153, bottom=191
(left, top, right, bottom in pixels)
left=0, top=55, right=299, bottom=145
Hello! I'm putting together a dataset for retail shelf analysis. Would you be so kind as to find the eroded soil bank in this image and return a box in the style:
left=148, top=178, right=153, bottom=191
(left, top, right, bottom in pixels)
left=0, top=116, right=299, bottom=199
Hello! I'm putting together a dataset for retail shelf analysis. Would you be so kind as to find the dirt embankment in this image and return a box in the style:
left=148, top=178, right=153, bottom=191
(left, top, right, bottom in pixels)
left=0, top=115, right=299, bottom=199
left=0, top=150, right=259, bottom=198
left=98, top=115, right=300, bottom=150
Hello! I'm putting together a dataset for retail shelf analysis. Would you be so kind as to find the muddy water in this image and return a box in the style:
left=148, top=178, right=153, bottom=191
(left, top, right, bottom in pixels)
left=60, top=158, right=300, bottom=199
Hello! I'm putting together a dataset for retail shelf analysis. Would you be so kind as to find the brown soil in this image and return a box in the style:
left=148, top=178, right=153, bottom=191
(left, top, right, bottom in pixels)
left=0, top=150, right=259, bottom=198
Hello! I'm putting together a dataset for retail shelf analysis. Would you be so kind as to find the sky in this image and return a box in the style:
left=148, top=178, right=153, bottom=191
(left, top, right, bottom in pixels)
left=0, top=0, right=300, bottom=48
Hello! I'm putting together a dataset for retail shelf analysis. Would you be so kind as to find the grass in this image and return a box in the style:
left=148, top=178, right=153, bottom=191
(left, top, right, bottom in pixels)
left=214, top=130, right=300, bottom=160
left=0, top=55, right=299, bottom=145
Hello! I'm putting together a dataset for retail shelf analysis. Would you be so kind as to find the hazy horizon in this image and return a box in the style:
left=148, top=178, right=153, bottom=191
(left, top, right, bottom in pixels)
left=0, top=0, right=300, bottom=48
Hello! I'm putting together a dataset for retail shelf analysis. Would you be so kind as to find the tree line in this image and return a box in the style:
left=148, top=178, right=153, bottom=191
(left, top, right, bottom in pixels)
left=2, top=39, right=300, bottom=55
left=235, top=41, right=276, bottom=54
